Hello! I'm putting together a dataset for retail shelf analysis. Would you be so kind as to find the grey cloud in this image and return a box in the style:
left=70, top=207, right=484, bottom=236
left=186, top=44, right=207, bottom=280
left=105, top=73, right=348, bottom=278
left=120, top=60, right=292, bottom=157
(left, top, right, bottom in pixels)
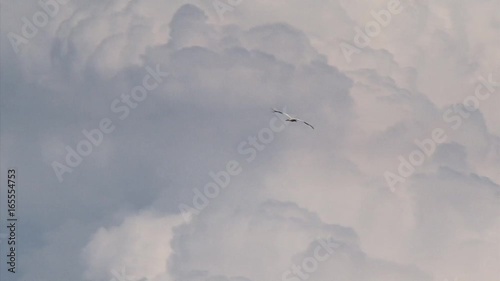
left=0, top=1, right=499, bottom=281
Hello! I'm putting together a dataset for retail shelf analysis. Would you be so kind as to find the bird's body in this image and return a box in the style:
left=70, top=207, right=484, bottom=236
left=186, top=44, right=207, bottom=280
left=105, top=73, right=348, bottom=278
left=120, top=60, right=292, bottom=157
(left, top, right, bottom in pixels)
left=272, top=108, right=314, bottom=129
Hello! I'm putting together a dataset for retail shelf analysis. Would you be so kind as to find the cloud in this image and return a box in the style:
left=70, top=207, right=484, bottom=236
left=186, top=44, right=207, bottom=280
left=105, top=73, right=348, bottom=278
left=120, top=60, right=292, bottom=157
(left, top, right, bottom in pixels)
left=83, top=212, right=183, bottom=281
left=0, top=1, right=499, bottom=281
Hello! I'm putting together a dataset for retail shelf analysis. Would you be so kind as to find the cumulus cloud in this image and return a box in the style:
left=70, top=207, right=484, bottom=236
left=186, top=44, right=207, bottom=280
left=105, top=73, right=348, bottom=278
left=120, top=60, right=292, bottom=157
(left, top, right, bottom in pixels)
left=0, top=1, right=499, bottom=281
left=83, top=212, right=183, bottom=281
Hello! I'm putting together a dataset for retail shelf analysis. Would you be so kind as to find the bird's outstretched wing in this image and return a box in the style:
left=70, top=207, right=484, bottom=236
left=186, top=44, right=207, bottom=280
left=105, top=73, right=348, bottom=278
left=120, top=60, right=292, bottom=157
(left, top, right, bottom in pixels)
left=298, top=119, right=314, bottom=129
left=272, top=108, right=293, bottom=119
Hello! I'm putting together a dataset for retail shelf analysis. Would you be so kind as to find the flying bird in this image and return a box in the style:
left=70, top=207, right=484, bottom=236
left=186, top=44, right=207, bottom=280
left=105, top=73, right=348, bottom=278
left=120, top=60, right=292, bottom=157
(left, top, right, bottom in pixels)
left=273, top=108, right=314, bottom=129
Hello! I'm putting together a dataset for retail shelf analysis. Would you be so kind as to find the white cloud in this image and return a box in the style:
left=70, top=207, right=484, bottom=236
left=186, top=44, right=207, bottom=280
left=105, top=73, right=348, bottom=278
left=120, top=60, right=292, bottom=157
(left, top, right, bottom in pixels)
left=83, top=212, right=183, bottom=281
left=0, top=1, right=499, bottom=281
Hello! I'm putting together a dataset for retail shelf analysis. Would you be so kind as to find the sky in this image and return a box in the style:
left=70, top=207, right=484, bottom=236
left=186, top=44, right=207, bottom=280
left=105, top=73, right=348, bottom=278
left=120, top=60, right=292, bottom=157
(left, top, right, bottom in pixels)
left=0, top=0, right=499, bottom=281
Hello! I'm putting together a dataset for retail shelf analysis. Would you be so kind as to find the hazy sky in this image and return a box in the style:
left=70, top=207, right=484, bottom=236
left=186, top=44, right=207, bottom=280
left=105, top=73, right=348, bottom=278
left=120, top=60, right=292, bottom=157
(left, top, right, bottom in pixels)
left=1, top=1, right=499, bottom=281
